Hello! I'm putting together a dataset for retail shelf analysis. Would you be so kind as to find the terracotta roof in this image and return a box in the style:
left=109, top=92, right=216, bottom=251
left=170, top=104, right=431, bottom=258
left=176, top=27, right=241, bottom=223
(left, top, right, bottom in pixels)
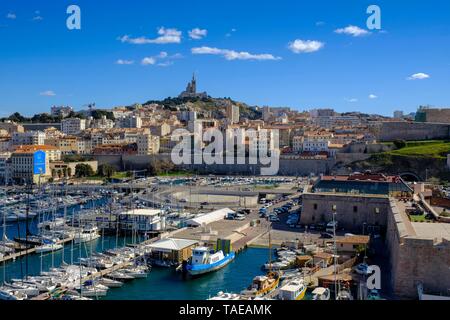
left=13, top=145, right=58, bottom=153
left=336, top=235, right=370, bottom=245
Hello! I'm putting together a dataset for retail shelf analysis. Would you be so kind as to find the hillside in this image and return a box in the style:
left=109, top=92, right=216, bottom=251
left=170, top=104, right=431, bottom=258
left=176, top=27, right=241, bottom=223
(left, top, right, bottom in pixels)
left=143, top=96, right=262, bottom=120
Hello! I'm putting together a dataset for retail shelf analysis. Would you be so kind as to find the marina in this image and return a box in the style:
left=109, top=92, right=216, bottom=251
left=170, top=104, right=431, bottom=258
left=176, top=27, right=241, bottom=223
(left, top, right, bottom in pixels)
left=0, top=175, right=434, bottom=300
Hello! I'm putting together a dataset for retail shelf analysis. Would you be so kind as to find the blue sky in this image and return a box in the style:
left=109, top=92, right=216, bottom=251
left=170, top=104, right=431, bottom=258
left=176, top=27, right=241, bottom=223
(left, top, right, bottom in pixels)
left=0, top=0, right=449, bottom=116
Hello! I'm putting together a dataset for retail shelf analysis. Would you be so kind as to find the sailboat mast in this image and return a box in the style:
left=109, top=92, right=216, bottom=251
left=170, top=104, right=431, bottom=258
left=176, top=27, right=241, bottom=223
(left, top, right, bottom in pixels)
left=268, top=224, right=272, bottom=273
left=2, top=213, right=6, bottom=285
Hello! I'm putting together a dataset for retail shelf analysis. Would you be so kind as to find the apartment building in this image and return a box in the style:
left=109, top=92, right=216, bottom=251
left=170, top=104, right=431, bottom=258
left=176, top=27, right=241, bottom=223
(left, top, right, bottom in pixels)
left=61, top=118, right=86, bottom=135
left=12, top=131, right=46, bottom=146
left=137, top=133, right=160, bottom=155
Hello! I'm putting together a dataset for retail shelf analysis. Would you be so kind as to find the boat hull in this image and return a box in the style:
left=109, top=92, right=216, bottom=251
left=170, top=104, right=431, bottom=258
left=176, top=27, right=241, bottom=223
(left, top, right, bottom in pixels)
left=187, top=252, right=235, bottom=276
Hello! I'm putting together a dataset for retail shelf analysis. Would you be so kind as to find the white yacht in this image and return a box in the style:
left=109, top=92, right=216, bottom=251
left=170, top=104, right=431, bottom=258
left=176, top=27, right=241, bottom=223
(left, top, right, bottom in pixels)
left=74, top=226, right=100, bottom=244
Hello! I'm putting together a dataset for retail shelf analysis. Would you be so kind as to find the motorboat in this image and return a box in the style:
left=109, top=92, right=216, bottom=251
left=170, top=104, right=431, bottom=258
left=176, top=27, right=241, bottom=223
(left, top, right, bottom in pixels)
left=98, top=278, right=123, bottom=288
left=208, top=291, right=242, bottom=300
left=312, top=287, right=331, bottom=300
left=278, top=278, right=307, bottom=300
left=185, top=246, right=235, bottom=276
left=35, top=241, right=63, bottom=254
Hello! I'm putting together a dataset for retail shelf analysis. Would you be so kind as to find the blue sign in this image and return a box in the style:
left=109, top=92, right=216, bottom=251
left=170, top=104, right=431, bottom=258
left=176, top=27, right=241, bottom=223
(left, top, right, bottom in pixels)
left=33, top=150, right=46, bottom=175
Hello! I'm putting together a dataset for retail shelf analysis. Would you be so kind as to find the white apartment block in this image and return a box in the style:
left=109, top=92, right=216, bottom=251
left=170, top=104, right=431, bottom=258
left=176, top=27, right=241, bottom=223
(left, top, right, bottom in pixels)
left=302, top=133, right=333, bottom=153
left=12, top=131, right=46, bottom=146
left=77, top=139, right=92, bottom=154
left=292, top=136, right=304, bottom=153
left=61, top=118, right=86, bottom=135
left=116, top=115, right=142, bottom=129
left=0, top=153, right=11, bottom=184
left=137, top=134, right=160, bottom=155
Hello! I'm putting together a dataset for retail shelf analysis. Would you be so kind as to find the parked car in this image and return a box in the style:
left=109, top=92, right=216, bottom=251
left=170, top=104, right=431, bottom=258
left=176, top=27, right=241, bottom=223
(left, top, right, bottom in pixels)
left=321, top=232, right=334, bottom=239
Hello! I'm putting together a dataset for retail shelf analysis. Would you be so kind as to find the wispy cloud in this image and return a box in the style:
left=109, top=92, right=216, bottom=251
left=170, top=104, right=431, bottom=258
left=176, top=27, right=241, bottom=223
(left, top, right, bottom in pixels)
left=116, top=59, right=134, bottom=65
left=40, top=90, right=56, bottom=97
left=188, top=28, right=207, bottom=40
left=335, top=25, right=370, bottom=37
left=369, top=94, right=378, bottom=99
left=141, top=57, right=156, bottom=65
left=140, top=51, right=181, bottom=67
left=6, top=13, right=16, bottom=20
left=316, top=21, right=325, bottom=26
left=192, top=46, right=281, bottom=61
left=32, top=15, right=43, bottom=21
left=288, top=40, right=325, bottom=54
left=118, top=27, right=182, bottom=45
left=407, top=72, right=430, bottom=80
left=345, top=98, right=358, bottom=103
left=226, top=28, right=237, bottom=37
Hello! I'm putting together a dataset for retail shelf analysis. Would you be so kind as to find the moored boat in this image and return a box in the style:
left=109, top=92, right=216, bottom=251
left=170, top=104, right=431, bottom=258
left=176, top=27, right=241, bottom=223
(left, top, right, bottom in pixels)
left=185, top=246, right=235, bottom=276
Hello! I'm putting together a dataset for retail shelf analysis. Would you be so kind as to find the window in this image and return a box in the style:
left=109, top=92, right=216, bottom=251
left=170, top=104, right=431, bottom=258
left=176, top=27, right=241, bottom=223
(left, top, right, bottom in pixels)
left=353, top=206, right=358, bottom=213
left=374, top=208, right=380, bottom=214
left=313, top=203, right=318, bottom=210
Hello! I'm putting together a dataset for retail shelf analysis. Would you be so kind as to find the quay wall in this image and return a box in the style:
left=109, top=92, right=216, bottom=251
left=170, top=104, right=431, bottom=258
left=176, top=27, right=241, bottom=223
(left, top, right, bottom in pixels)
left=374, top=122, right=450, bottom=142
left=385, top=201, right=450, bottom=298
left=93, top=154, right=335, bottom=176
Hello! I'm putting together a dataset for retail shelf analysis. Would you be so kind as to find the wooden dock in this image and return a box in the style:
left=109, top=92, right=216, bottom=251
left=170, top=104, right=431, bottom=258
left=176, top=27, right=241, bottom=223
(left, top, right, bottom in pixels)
left=0, top=236, right=74, bottom=264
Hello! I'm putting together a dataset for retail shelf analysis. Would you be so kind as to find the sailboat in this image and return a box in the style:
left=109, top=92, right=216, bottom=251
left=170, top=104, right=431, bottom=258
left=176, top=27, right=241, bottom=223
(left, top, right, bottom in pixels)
left=241, top=225, right=280, bottom=298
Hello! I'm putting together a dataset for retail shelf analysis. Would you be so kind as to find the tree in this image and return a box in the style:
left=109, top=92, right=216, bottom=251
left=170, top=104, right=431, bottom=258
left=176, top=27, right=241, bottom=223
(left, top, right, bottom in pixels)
left=75, top=163, right=94, bottom=178
left=98, top=164, right=116, bottom=178
left=393, top=139, right=407, bottom=149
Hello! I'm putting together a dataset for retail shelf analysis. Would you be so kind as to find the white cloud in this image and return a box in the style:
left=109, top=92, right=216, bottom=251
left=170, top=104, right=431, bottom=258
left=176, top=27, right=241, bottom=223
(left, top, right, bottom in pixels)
left=345, top=98, right=358, bottom=103
left=6, top=13, right=16, bottom=19
left=118, top=27, right=182, bottom=45
left=40, top=90, right=56, bottom=97
left=188, top=28, right=207, bottom=40
left=369, top=94, right=378, bottom=99
left=407, top=73, right=430, bottom=80
left=335, top=25, right=370, bottom=37
left=157, top=61, right=174, bottom=67
left=32, top=15, right=43, bottom=21
left=157, top=51, right=168, bottom=58
left=116, top=59, right=134, bottom=65
left=288, top=39, right=325, bottom=54
left=141, top=57, right=156, bottom=65
left=191, top=46, right=281, bottom=61
left=316, top=21, right=325, bottom=26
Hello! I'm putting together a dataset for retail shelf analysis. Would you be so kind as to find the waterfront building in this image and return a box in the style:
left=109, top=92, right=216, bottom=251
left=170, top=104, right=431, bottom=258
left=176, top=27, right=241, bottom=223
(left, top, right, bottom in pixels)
left=50, top=160, right=98, bottom=180
left=118, top=209, right=164, bottom=233
left=10, top=146, right=53, bottom=184
left=0, top=152, right=11, bottom=184
left=147, top=238, right=199, bottom=265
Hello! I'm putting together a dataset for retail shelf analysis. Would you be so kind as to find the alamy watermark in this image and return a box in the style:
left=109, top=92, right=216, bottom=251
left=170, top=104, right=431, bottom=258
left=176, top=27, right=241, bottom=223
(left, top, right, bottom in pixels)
left=170, top=121, right=280, bottom=176
left=367, top=5, right=382, bottom=30
left=66, top=5, right=81, bottom=30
